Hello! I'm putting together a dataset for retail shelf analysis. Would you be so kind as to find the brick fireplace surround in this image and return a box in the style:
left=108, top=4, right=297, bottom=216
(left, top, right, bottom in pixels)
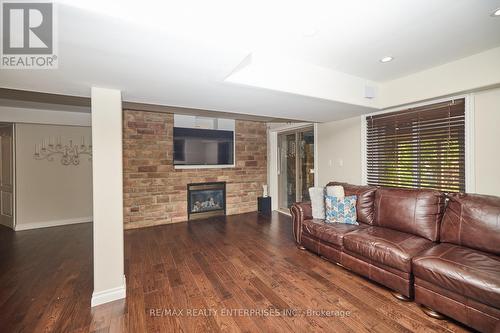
left=123, top=110, right=267, bottom=229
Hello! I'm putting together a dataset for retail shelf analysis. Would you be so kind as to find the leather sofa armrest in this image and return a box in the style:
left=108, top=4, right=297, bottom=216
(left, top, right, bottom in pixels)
left=290, top=202, right=312, bottom=245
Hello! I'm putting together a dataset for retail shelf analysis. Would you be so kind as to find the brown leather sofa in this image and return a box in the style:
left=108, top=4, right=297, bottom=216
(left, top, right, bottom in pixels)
left=412, top=193, right=500, bottom=333
left=290, top=182, right=377, bottom=265
left=290, top=183, right=500, bottom=333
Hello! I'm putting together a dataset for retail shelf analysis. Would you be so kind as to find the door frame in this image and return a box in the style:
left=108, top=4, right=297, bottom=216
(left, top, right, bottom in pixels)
left=0, top=122, right=16, bottom=229
left=268, top=123, right=318, bottom=212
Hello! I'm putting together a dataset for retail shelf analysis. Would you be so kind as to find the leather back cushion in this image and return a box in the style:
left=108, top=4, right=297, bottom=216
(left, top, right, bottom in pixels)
left=441, top=193, right=500, bottom=255
left=373, top=188, right=445, bottom=241
left=327, top=182, right=377, bottom=225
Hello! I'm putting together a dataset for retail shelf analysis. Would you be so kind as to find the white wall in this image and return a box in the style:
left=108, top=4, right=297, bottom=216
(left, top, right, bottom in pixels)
left=90, top=87, right=125, bottom=307
left=0, top=106, right=91, bottom=126
left=317, top=116, right=362, bottom=187
left=474, top=88, right=500, bottom=197
left=226, top=52, right=379, bottom=109
left=225, top=47, right=500, bottom=114
left=379, top=47, right=500, bottom=108
left=316, top=88, right=500, bottom=197
left=15, top=123, right=93, bottom=230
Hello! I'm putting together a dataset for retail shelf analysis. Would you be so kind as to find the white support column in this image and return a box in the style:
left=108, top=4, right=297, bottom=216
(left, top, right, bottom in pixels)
left=90, top=87, right=126, bottom=307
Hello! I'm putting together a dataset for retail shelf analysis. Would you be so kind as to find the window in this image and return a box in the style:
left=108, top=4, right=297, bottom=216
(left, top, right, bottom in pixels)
left=366, top=99, right=465, bottom=192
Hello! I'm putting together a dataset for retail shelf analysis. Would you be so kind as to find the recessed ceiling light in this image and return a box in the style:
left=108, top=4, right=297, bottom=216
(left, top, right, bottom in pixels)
left=380, top=56, right=394, bottom=63
left=491, top=8, right=500, bottom=17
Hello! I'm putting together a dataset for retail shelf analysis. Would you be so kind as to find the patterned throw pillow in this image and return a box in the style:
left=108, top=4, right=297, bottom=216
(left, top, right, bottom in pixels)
left=325, top=195, right=358, bottom=225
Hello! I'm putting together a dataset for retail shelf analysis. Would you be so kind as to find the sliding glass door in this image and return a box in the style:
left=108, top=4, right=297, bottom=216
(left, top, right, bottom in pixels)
left=278, top=132, right=297, bottom=210
left=278, top=127, right=314, bottom=210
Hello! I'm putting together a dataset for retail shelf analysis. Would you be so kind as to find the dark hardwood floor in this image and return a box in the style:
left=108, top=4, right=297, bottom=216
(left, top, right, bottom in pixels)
left=0, top=213, right=472, bottom=333
left=0, top=222, right=93, bottom=332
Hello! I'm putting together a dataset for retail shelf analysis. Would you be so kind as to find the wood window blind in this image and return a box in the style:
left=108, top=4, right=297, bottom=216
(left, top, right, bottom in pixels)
left=366, top=98, right=465, bottom=192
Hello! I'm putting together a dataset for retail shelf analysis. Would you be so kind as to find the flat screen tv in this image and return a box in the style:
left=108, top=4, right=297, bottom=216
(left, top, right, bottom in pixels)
left=173, top=127, right=234, bottom=166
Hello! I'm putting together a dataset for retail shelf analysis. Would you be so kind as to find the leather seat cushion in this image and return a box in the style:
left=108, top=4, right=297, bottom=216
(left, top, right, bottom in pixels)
left=302, top=219, right=367, bottom=248
left=343, top=226, right=434, bottom=272
left=413, top=243, right=500, bottom=309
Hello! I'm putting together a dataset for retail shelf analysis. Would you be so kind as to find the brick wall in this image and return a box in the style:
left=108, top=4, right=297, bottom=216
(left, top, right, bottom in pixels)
left=123, top=110, right=267, bottom=229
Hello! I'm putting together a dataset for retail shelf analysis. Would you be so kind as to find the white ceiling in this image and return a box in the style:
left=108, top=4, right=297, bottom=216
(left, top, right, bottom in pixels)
left=1, top=0, right=500, bottom=122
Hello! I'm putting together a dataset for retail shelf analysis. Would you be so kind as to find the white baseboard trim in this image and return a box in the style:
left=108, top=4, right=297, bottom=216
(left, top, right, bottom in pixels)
left=276, top=209, right=291, bottom=217
left=15, top=217, right=92, bottom=231
left=91, top=277, right=127, bottom=307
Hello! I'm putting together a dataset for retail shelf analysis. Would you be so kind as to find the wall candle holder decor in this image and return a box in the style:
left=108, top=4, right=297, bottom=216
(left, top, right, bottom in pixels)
left=33, top=136, right=92, bottom=166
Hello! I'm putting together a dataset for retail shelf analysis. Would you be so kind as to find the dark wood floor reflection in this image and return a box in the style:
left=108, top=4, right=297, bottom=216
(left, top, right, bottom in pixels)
left=0, top=213, right=472, bottom=332
left=0, top=222, right=92, bottom=332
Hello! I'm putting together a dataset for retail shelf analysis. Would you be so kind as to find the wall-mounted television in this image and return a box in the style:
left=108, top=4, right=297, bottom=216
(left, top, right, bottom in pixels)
left=173, top=127, right=234, bottom=166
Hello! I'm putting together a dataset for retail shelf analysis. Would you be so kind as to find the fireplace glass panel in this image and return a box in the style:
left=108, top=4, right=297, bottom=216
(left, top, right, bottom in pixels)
left=190, top=189, right=224, bottom=213
left=187, top=182, right=226, bottom=220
